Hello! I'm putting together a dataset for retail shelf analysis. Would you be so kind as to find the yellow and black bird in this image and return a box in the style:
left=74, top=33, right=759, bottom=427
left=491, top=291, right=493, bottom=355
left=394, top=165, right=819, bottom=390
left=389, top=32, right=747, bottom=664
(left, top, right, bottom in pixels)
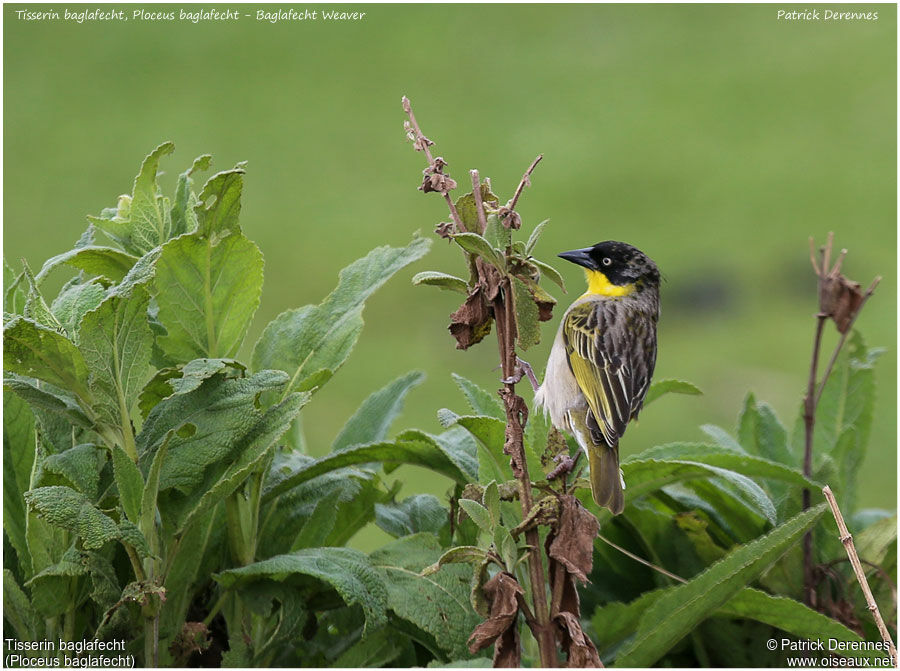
left=534, top=241, right=660, bottom=514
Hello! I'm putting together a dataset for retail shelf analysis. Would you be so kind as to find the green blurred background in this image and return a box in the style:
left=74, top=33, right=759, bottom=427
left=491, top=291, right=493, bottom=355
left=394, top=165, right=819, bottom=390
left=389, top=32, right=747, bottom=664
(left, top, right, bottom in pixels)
left=5, top=4, right=896, bottom=549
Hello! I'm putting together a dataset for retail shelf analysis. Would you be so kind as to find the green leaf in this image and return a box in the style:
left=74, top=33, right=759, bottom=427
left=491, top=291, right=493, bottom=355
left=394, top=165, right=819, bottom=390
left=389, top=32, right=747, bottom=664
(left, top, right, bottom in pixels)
left=454, top=182, right=500, bottom=233
left=154, top=231, right=263, bottom=361
left=530, top=257, right=566, bottom=291
left=111, top=445, right=143, bottom=523
left=443, top=412, right=510, bottom=485
left=412, top=271, right=469, bottom=294
left=644, top=378, right=703, bottom=406
left=215, top=547, right=388, bottom=631
left=525, top=219, right=549, bottom=255
left=194, top=165, right=245, bottom=238
left=174, top=392, right=308, bottom=536
left=699, top=424, right=745, bottom=452
left=423, top=546, right=490, bottom=575
left=615, top=504, right=826, bottom=667
left=42, top=444, right=104, bottom=500
left=49, top=278, right=106, bottom=340
left=459, top=499, right=493, bottom=535
left=3, top=569, right=42, bottom=640
left=252, top=236, right=431, bottom=396
left=128, top=141, right=177, bottom=252
left=512, top=275, right=540, bottom=351
left=451, top=373, right=505, bottom=420
left=4, top=374, right=93, bottom=431
left=451, top=232, right=504, bottom=270
left=4, top=316, right=92, bottom=401
left=332, top=371, right=424, bottom=452
left=78, top=286, right=153, bottom=433
left=3, top=390, right=35, bottom=575
left=171, top=154, right=212, bottom=237
left=375, top=494, right=448, bottom=538
left=738, top=393, right=794, bottom=466
left=36, top=246, right=138, bottom=285
left=263, top=436, right=471, bottom=503
left=4, top=259, right=25, bottom=314
left=140, top=430, right=171, bottom=547
left=371, top=533, right=481, bottom=659
left=717, top=587, right=889, bottom=665
left=855, top=515, right=898, bottom=565
left=483, top=480, right=500, bottom=527
left=333, top=627, right=407, bottom=667
left=493, top=524, right=517, bottom=571
left=21, top=261, right=63, bottom=331
left=483, top=213, right=511, bottom=250
left=628, top=443, right=821, bottom=491
left=290, top=487, right=342, bottom=550
left=24, top=486, right=121, bottom=550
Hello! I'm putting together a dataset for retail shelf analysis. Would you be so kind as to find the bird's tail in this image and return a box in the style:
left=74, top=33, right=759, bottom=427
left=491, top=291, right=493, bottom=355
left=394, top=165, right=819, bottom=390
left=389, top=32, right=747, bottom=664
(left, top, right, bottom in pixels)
left=589, top=445, right=624, bottom=515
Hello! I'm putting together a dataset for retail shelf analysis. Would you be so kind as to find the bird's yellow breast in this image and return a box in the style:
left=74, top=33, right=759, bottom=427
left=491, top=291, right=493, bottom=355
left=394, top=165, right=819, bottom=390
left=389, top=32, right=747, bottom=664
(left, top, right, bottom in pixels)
left=581, top=269, right=635, bottom=298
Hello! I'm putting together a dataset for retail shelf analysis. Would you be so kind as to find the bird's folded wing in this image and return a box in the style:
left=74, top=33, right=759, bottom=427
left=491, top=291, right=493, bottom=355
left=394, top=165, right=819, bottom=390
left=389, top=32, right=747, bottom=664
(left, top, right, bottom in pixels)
left=563, top=301, right=632, bottom=445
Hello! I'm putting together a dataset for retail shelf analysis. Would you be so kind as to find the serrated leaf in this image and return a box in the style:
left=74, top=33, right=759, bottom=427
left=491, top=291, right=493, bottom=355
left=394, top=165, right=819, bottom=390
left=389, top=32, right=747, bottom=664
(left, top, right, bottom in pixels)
left=24, top=486, right=120, bottom=550
left=451, top=373, right=504, bottom=420
left=194, top=166, right=245, bottom=238
left=644, top=379, right=703, bottom=406
left=512, top=275, right=540, bottom=350
left=451, top=232, right=505, bottom=270
left=21, top=262, right=62, bottom=331
left=171, top=154, right=212, bottom=237
left=371, top=533, right=481, bottom=659
left=615, top=504, right=826, bottom=667
left=525, top=219, right=549, bottom=255
left=154, top=230, right=263, bottom=361
left=78, top=285, right=153, bottom=434
left=412, top=271, right=469, bottom=294
left=4, top=316, right=92, bottom=401
left=127, top=141, right=177, bottom=253
left=3, top=390, right=35, bottom=575
left=332, top=371, right=424, bottom=452
left=215, top=547, right=388, bottom=632
left=459, top=498, right=493, bottom=535
left=252, top=237, right=431, bottom=396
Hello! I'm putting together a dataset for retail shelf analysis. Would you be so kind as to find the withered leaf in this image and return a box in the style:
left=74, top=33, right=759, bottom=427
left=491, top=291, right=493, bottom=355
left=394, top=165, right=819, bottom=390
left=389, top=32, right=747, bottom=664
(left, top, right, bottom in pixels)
left=168, top=621, right=211, bottom=661
left=819, top=274, right=864, bottom=334
left=448, top=286, right=493, bottom=350
left=548, top=495, right=599, bottom=584
left=467, top=571, right=524, bottom=666
left=555, top=611, right=603, bottom=667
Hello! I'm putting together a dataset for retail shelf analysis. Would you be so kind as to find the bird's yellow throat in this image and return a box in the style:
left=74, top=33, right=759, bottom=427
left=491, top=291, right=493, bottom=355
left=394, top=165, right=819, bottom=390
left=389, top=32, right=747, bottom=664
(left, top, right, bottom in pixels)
left=582, top=269, right=635, bottom=298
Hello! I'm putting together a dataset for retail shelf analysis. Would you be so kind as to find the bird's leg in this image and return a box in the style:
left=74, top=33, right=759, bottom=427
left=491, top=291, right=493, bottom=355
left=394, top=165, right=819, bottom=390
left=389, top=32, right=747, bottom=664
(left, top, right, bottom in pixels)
left=501, top=356, right=540, bottom=392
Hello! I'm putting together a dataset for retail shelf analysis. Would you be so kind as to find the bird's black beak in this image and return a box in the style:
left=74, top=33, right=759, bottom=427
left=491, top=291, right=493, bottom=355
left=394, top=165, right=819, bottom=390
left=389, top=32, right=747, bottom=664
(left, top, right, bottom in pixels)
left=558, top=247, right=596, bottom=270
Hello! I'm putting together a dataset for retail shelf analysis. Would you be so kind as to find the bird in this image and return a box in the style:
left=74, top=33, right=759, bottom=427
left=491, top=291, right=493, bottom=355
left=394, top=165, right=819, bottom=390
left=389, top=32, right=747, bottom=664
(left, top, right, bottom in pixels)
left=533, top=240, right=660, bottom=514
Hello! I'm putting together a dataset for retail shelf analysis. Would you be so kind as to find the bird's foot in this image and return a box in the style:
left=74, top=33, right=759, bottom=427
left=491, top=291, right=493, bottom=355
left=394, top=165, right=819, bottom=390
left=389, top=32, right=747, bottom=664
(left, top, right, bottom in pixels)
left=547, top=451, right=581, bottom=481
left=501, top=356, right=540, bottom=392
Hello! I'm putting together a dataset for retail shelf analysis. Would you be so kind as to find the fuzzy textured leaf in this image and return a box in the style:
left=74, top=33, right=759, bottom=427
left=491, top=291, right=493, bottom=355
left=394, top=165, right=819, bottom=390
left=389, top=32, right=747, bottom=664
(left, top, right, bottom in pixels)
left=615, top=504, right=826, bottom=667
left=412, top=271, right=469, bottom=294
left=215, top=547, right=388, bottom=631
left=154, top=231, right=263, bottom=361
left=252, top=237, right=430, bottom=395
left=4, top=316, right=91, bottom=401
left=643, top=379, right=703, bottom=406
left=24, top=486, right=121, bottom=550
left=332, top=371, right=424, bottom=452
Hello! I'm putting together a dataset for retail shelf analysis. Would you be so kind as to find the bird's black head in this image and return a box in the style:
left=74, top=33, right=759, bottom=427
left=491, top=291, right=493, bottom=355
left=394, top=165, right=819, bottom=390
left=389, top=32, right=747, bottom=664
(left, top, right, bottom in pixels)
left=558, top=241, right=660, bottom=287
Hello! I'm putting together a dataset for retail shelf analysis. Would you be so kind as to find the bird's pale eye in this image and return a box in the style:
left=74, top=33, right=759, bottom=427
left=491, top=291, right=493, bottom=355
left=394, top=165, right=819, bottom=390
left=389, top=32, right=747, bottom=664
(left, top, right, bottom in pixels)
left=602, top=257, right=612, bottom=267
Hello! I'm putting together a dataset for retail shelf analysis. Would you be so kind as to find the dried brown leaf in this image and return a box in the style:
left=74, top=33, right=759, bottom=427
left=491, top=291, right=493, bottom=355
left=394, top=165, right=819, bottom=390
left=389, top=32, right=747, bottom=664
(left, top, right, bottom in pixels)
left=448, top=287, right=493, bottom=350
left=819, top=274, right=864, bottom=334
left=168, top=621, right=211, bottom=661
left=498, top=206, right=523, bottom=230
left=555, top=611, right=603, bottom=667
left=548, top=495, right=599, bottom=584
left=467, top=571, right=524, bottom=665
